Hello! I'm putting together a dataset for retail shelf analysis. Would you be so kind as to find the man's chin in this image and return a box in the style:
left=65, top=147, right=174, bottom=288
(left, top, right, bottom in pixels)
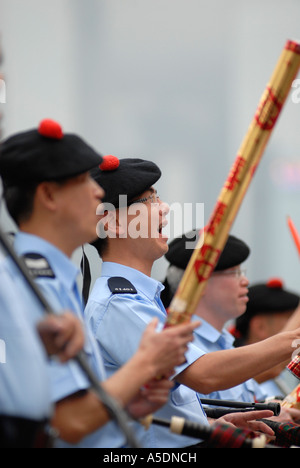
left=152, top=237, right=169, bottom=260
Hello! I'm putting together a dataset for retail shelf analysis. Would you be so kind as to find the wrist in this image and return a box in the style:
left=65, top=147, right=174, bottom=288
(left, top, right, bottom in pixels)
left=129, top=348, right=157, bottom=381
left=285, top=329, right=300, bottom=345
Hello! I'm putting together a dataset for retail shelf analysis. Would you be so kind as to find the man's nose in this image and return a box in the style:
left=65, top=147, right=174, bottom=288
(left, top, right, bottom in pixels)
left=93, top=179, right=105, bottom=201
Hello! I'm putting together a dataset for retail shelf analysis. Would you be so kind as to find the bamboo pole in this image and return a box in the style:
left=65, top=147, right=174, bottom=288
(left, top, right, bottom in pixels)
left=281, top=384, right=300, bottom=410
left=166, top=40, right=300, bottom=326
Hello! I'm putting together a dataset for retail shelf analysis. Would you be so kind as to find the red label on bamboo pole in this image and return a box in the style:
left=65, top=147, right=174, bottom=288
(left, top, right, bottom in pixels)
left=254, top=87, right=283, bottom=130
left=287, top=355, right=300, bottom=379
left=206, top=202, right=227, bottom=236
left=193, top=244, right=221, bottom=283
left=225, top=156, right=246, bottom=191
left=285, top=40, right=300, bottom=55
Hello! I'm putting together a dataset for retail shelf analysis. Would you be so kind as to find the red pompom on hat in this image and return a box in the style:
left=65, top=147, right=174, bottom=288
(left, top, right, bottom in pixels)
left=38, top=118, right=63, bottom=140
left=227, top=325, right=242, bottom=339
left=0, top=119, right=102, bottom=184
left=99, top=155, right=120, bottom=171
left=267, top=278, right=283, bottom=289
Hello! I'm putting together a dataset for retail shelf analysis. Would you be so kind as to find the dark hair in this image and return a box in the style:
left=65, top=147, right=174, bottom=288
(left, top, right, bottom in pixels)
left=3, top=183, right=38, bottom=226
left=2, top=176, right=73, bottom=226
left=233, top=314, right=250, bottom=348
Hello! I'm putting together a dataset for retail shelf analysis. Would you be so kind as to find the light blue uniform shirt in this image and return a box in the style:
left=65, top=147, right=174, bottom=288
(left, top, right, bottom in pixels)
left=14, top=233, right=126, bottom=448
left=258, top=368, right=299, bottom=399
left=0, top=254, right=52, bottom=420
left=84, top=262, right=209, bottom=448
left=259, top=379, right=286, bottom=399
left=192, top=317, right=267, bottom=403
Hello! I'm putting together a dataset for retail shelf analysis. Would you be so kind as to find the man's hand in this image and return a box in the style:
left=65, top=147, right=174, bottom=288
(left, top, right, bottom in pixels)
left=138, top=318, right=201, bottom=378
left=127, top=377, right=174, bottom=420
left=214, top=410, right=275, bottom=437
left=268, top=404, right=300, bottom=424
left=37, top=311, right=85, bottom=362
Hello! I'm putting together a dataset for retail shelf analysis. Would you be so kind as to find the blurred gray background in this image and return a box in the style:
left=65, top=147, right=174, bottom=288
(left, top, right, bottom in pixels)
left=1, top=0, right=300, bottom=294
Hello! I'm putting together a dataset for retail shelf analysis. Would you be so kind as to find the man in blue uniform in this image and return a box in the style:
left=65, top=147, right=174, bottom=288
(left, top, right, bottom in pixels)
left=0, top=120, right=197, bottom=448
left=233, top=278, right=300, bottom=399
left=162, top=230, right=300, bottom=424
left=0, top=251, right=85, bottom=447
left=84, top=156, right=292, bottom=447
left=162, top=230, right=267, bottom=404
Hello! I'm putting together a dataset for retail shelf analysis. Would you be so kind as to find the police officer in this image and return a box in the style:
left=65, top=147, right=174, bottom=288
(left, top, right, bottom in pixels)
left=0, top=45, right=84, bottom=448
left=162, top=230, right=268, bottom=401
left=163, top=230, right=300, bottom=423
left=0, top=120, right=196, bottom=448
left=84, top=156, right=289, bottom=447
left=0, top=250, right=85, bottom=447
left=233, top=278, right=300, bottom=398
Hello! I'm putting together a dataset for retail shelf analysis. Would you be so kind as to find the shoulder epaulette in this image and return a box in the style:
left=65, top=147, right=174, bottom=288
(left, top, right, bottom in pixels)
left=108, top=276, right=137, bottom=295
left=22, top=253, right=56, bottom=279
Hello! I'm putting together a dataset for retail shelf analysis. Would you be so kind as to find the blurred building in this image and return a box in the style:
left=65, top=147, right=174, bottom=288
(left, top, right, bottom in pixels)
left=0, top=0, right=300, bottom=292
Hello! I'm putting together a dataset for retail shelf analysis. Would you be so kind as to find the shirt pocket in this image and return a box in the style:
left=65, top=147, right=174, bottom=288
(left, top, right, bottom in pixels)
left=170, top=384, right=198, bottom=406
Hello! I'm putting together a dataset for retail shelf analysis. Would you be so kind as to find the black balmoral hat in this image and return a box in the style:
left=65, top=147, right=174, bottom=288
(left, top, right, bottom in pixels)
left=90, top=155, right=161, bottom=208
left=233, top=278, right=300, bottom=343
left=165, top=229, right=250, bottom=271
left=245, top=278, right=300, bottom=315
left=0, top=119, right=103, bottom=185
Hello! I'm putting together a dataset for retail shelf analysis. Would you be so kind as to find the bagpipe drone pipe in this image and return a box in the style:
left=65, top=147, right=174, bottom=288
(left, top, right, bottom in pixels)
left=200, top=398, right=281, bottom=417
left=141, top=414, right=278, bottom=449
left=200, top=397, right=300, bottom=448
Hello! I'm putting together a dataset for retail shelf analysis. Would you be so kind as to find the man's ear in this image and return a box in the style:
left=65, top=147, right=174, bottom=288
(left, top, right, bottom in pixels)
left=35, top=182, right=58, bottom=211
left=97, top=210, right=126, bottom=239
left=249, top=315, right=269, bottom=341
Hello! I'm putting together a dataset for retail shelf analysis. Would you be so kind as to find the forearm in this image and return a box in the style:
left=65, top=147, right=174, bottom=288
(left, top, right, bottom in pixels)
left=251, top=308, right=300, bottom=383
left=253, top=361, right=288, bottom=384
left=51, top=390, right=111, bottom=444
left=281, top=304, right=300, bottom=332
left=51, top=353, right=155, bottom=443
left=177, top=331, right=298, bottom=394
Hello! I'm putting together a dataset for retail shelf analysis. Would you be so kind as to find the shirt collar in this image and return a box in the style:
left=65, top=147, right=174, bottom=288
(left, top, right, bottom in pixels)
left=14, top=232, right=79, bottom=292
left=101, top=262, right=164, bottom=301
left=193, top=317, right=222, bottom=343
left=193, top=316, right=235, bottom=347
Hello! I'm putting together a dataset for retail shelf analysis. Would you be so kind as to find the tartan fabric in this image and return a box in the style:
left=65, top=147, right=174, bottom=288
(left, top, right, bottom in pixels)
left=208, top=424, right=256, bottom=448
left=273, top=422, right=300, bottom=448
left=287, top=356, right=300, bottom=379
